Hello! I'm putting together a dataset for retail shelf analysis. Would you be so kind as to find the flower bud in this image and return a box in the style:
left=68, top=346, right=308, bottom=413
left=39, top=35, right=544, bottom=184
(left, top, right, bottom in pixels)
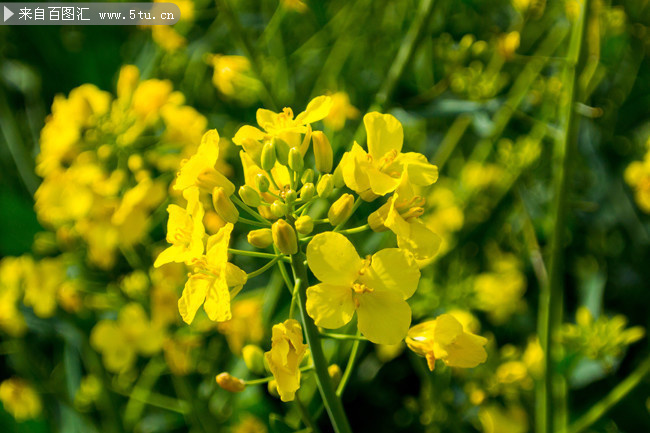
left=261, top=141, right=276, bottom=171
left=295, top=215, right=314, bottom=235
left=328, top=364, right=342, bottom=388
left=117, top=65, right=140, bottom=100
left=284, top=189, right=298, bottom=204
left=273, top=137, right=290, bottom=165
left=317, top=174, right=334, bottom=198
left=300, top=183, right=315, bottom=201
left=328, top=193, right=355, bottom=226
left=239, top=185, right=262, bottom=207
left=255, top=174, right=270, bottom=193
left=270, top=200, right=287, bottom=218
left=367, top=210, right=389, bottom=232
left=301, top=169, right=315, bottom=185
left=332, top=163, right=345, bottom=188
left=216, top=372, right=246, bottom=393
left=312, top=131, right=333, bottom=173
left=213, top=187, right=239, bottom=224
left=272, top=219, right=298, bottom=255
left=247, top=228, right=273, bottom=249
left=242, top=345, right=266, bottom=375
left=288, top=147, right=304, bottom=173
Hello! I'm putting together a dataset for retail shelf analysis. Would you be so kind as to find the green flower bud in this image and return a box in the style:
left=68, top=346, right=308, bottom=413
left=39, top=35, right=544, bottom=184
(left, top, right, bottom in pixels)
left=295, top=215, right=314, bottom=235
left=301, top=169, right=315, bottom=185
left=213, top=187, right=239, bottom=224
left=285, top=189, right=298, bottom=204
left=270, top=200, right=287, bottom=218
left=239, top=185, right=262, bottom=207
left=273, top=137, right=290, bottom=165
left=242, top=345, right=266, bottom=375
left=255, top=174, right=270, bottom=193
left=272, top=219, right=298, bottom=255
left=317, top=174, right=334, bottom=198
left=247, top=228, right=273, bottom=248
left=332, top=163, right=345, bottom=188
left=328, top=193, right=355, bottom=226
left=261, top=141, right=276, bottom=171
left=300, top=183, right=315, bottom=201
left=288, top=147, right=304, bottom=173
left=312, top=131, right=333, bottom=173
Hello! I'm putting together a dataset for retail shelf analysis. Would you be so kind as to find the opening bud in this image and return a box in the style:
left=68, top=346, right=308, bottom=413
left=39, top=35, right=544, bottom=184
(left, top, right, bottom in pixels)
left=312, top=131, right=333, bottom=173
left=272, top=219, right=298, bottom=255
left=239, top=185, right=262, bottom=207
left=300, top=183, right=315, bottom=202
left=328, top=193, right=355, bottom=226
left=261, top=141, right=277, bottom=171
left=255, top=174, right=270, bottom=193
left=213, top=187, right=239, bottom=224
left=242, top=345, right=266, bottom=375
left=332, top=163, right=345, bottom=188
left=284, top=189, right=298, bottom=204
left=270, top=200, right=288, bottom=218
left=247, top=228, right=273, bottom=249
left=301, top=169, right=315, bottom=185
left=273, top=137, right=291, bottom=165
left=295, top=215, right=314, bottom=235
left=216, top=372, right=246, bottom=393
left=288, top=147, right=304, bottom=173
left=317, top=174, right=334, bottom=198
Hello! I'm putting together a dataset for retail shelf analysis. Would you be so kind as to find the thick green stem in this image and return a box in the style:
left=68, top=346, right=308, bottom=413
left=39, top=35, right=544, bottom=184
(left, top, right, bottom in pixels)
left=536, top=4, right=589, bottom=433
left=290, top=251, right=352, bottom=433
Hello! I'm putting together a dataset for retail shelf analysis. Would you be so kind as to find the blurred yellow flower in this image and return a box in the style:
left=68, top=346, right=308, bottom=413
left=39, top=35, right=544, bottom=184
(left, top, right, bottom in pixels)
left=478, top=404, right=528, bottom=433
left=264, top=319, right=308, bottom=402
left=207, top=54, right=261, bottom=100
left=218, top=297, right=265, bottom=354
left=306, top=231, right=420, bottom=344
left=406, top=314, right=487, bottom=371
left=625, top=148, right=650, bottom=213
left=340, top=112, right=438, bottom=201
left=0, top=378, right=42, bottom=421
left=0, top=256, right=28, bottom=336
left=323, top=92, right=359, bottom=131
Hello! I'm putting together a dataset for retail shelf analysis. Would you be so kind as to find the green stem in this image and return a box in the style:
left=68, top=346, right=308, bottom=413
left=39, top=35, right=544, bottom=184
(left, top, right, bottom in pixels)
left=536, top=4, right=589, bottom=433
left=338, top=224, right=370, bottom=235
left=228, top=248, right=289, bottom=262
left=290, top=250, right=352, bottom=433
left=320, top=332, right=368, bottom=342
left=336, top=334, right=362, bottom=397
left=295, top=392, right=322, bottom=433
left=238, top=217, right=271, bottom=228
left=231, top=195, right=269, bottom=224
left=566, top=357, right=650, bottom=433
left=247, top=255, right=283, bottom=279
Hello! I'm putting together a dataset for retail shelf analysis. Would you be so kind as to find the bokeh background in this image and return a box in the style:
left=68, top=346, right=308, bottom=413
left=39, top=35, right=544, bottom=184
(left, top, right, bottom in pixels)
left=1, top=0, right=650, bottom=432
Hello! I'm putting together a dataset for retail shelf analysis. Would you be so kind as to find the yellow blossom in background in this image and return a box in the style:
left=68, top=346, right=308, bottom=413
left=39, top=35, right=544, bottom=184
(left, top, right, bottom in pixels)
left=306, top=231, right=420, bottom=344
left=624, top=147, right=650, bottom=213
left=423, top=183, right=464, bottom=257
left=340, top=112, right=438, bottom=201
left=406, top=314, right=488, bottom=371
left=264, top=319, right=308, bottom=402
left=0, top=378, right=42, bottom=421
left=231, top=415, right=268, bottom=433
left=217, top=297, right=265, bottom=354
left=163, top=335, right=201, bottom=375
left=323, top=92, right=359, bottom=131
left=22, top=256, right=66, bottom=318
left=207, top=54, right=262, bottom=101
left=0, top=256, right=28, bottom=336
left=478, top=404, right=528, bottom=433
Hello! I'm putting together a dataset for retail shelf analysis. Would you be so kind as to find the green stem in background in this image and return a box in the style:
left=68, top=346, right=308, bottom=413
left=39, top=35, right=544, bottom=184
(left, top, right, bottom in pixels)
left=320, top=332, right=367, bottom=342
left=432, top=114, right=472, bottom=170
left=290, top=250, right=352, bottom=433
left=566, top=357, right=650, bottom=433
left=295, top=392, right=322, bottom=433
left=536, top=3, right=589, bottom=433
left=247, top=255, right=283, bottom=279
left=336, top=334, right=362, bottom=398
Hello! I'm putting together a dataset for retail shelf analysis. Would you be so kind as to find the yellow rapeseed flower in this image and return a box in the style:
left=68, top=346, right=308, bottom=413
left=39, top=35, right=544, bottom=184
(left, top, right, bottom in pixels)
left=323, top=91, right=359, bottom=131
left=406, top=314, right=487, bottom=371
left=306, top=231, right=420, bottom=345
left=264, top=319, right=308, bottom=402
left=0, top=378, right=42, bottom=421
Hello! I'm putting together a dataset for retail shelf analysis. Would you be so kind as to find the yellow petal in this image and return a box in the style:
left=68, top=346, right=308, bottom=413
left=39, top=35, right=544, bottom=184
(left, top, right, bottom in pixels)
left=256, top=109, right=278, bottom=131
left=394, top=153, right=439, bottom=186
left=442, top=332, right=488, bottom=368
left=365, top=248, right=420, bottom=299
left=364, top=112, right=403, bottom=161
left=432, top=314, right=463, bottom=347
left=340, top=143, right=372, bottom=198
left=395, top=220, right=441, bottom=260
left=367, top=166, right=400, bottom=196
left=356, top=290, right=411, bottom=345
left=203, top=274, right=232, bottom=322
left=178, top=275, right=210, bottom=324
left=295, top=95, right=333, bottom=125
left=306, top=283, right=355, bottom=329
left=206, top=223, right=233, bottom=266
left=226, top=263, right=248, bottom=299
left=306, top=232, right=362, bottom=286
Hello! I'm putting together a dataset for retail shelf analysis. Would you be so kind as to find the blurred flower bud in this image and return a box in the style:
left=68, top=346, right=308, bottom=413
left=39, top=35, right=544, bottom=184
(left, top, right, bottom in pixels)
left=247, top=228, right=273, bottom=248
left=216, top=372, right=246, bottom=393
left=300, top=183, right=315, bottom=201
left=117, top=64, right=140, bottom=100
left=328, top=364, right=342, bottom=388
left=285, top=189, right=298, bottom=204
left=317, top=174, right=334, bottom=198
left=255, top=173, right=270, bottom=193
left=273, top=137, right=290, bottom=165
left=261, top=141, right=277, bottom=171
left=127, top=154, right=144, bottom=172
left=242, top=345, right=266, bottom=375
left=239, top=185, right=262, bottom=207
left=288, top=147, right=304, bottom=173
left=271, top=200, right=287, bottom=218
left=213, top=187, right=239, bottom=224
left=301, top=169, right=315, bottom=184
left=328, top=193, right=355, bottom=226
left=272, top=219, right=298, bottom=255
left=312, top=131, right=333, bottom=173
left=295, top=215, right=314, bottom=235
